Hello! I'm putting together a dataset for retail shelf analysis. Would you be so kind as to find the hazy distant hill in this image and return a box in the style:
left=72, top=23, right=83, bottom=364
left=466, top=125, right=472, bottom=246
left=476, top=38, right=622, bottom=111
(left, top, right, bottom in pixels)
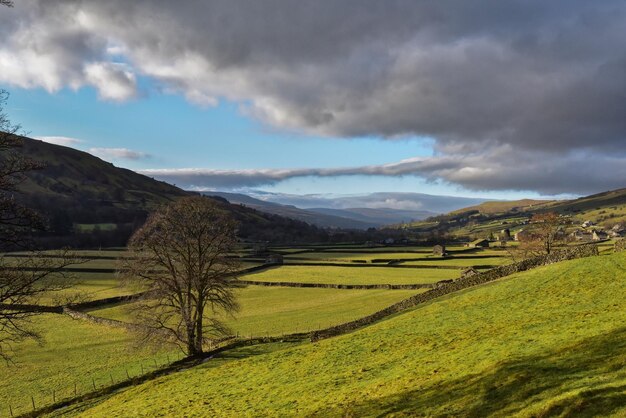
left=202, top=192, right=374, bottom=229
left=307, top=207, right=435, bottom=226
left=251, top=191, right=488, bottom=215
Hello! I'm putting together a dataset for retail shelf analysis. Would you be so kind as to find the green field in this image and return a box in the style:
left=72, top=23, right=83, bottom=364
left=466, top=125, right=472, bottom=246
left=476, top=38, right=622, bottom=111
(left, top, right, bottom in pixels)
left=35, top=272, right=140, bottom=305
left=1, top=314, right=178, bottom=416
left=89, top=286, right=421, bottom=336
left=399, top=256, right=510, bottom=267
left=62, top=251, right=626, bottom=417
left=73, top=223, right=119, bottom=232
left=243, top=265, right=458, bottom=285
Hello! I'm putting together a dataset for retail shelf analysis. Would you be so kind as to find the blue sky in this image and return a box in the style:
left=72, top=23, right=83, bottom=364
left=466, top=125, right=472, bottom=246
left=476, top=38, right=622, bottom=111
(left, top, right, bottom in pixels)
left=2, top=83, right=537, bottom=199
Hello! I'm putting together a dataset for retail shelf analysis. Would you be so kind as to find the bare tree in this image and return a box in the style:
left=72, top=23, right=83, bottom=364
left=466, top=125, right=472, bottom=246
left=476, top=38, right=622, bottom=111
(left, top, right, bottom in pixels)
left=0, top=91, right=82, bottom=360
left=0, top=91, right=46, bottom=248
left=528, top=212, right=564, bottom=255
left=120, top=196, right=241, bottom=356
left=0, top=251, right=81, bottom=361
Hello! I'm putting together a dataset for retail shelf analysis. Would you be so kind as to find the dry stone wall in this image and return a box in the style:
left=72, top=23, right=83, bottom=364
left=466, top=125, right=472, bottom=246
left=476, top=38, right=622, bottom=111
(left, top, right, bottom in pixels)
left=310, top=244, right=599, bottom=342
left=237, top=279, right=434, bottom=290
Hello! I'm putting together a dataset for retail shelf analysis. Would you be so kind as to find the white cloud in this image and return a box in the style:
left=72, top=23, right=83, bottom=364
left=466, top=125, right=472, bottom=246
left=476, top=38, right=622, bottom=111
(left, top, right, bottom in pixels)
left=84, top=62, right=137, bottom=101
left=89, top=147, right=150, bottom=160
left=35, top=136, right=84, bottom=147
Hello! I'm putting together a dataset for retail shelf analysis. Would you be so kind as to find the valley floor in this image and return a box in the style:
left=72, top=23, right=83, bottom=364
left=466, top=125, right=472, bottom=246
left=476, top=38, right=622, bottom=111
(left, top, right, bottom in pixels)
left=51, top=251, right=626, bottom=417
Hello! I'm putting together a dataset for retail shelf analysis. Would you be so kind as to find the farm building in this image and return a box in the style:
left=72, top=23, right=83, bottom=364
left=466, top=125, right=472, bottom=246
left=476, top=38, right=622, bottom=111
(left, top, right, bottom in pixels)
left=592, top=230, right=608, bottom=241
left=514, top=229, right=532, bottom=241
left=265, top=254, right=284, bottom=265
left=500, top=228, right=511, bottom=241
left=432, top=245, right=447, bottom=256
left=570, top=230, right=594, bottom=242
left=582, top=220, right=594, bottom=228
left=469, top=239, right=490, bottom=248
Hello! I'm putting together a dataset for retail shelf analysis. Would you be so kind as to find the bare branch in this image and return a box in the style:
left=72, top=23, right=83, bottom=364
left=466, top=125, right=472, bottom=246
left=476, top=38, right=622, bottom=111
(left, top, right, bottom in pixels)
left=120, top=196, right=241, bottom=356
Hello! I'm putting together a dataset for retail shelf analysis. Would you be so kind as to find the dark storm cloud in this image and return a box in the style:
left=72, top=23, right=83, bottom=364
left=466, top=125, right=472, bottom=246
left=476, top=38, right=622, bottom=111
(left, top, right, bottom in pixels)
left=2, top=1, right=626, bottom=193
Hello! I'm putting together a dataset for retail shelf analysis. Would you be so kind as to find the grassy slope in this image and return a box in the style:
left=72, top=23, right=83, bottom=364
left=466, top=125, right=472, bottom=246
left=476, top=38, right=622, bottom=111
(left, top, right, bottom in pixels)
left=451, top=199, right=554, bottom=215
left=18, top=137, right=185, bottom=209
left=36, top=272, right=140, bottom=305
left=68, top=252, right=626, bottom=417
left=399, top=256, right=510, bottom=267
left=410, top=188, right=626, bottom=237
left=90, top=287, right=421, bottom=336
left=244, top=265, right=459, bottom=285
left=1, top=315, right=177, bottom=416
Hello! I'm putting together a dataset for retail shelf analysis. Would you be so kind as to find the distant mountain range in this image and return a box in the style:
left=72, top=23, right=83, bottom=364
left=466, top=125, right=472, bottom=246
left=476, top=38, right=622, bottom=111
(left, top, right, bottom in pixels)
left=203, top=191, right=486, bottom=229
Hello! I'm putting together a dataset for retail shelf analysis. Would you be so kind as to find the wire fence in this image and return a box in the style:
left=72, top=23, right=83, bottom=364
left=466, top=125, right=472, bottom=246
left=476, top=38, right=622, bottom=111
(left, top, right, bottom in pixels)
left=5, top=351, right=186, bottom=417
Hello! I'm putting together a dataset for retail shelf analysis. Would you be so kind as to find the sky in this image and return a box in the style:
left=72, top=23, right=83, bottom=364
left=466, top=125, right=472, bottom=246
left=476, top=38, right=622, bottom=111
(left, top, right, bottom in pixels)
left=1, top=1, right=626, bottom=205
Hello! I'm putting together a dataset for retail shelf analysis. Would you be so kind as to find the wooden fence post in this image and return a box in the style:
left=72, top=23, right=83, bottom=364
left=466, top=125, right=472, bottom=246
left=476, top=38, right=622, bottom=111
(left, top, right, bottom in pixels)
left=31, top=396, right=35, bottom=411
left=126, top=368, right=130, bottom=379
left=74, top=382, right=77, bottom=396
left=9, top=404, right=13, bottom=417
left=92, top=378, right=96, bottom=390
left=110, top=373, right=114, bottom=384
left=52, top=389, right=56, bottom=403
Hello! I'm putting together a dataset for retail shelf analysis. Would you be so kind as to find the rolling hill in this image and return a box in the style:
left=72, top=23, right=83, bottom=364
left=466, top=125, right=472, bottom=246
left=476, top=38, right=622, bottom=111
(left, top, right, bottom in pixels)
left=60, top=249, right=626, bottom=416
left=403, top=188, right=626, bottom=239
left=202, top=192, right=374, bottom=229
left=7, top=137, right=329, bottom=245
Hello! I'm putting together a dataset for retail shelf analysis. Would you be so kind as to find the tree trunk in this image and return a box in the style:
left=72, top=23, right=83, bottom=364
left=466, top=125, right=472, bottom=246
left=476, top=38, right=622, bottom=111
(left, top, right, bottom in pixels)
left=194, top=301, right=204, bottom=354
left=186, top=319, right=198, bottom=356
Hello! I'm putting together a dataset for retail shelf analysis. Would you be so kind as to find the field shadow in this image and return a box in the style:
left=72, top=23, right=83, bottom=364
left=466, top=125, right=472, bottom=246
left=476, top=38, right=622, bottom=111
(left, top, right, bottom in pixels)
left=316, top=327, right=626, bottom=417
left=213, top=342, right=298, bottom=362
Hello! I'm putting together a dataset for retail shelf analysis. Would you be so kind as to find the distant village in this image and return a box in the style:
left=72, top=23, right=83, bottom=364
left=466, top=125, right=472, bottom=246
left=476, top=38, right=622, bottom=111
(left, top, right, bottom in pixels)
left=460, top=219, right=626, bottom=249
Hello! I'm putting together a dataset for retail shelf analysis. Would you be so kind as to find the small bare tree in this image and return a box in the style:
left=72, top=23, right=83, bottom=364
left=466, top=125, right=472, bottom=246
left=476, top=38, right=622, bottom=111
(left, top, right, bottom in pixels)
left=528, top=212, right=564, bottom=255
left=508, top=212, right=564, bottom=261
left=121, top=196, right=241, bottom=356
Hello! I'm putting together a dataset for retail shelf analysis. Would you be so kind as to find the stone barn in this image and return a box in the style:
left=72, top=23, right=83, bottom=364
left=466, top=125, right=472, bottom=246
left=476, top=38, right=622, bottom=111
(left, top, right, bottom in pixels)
left=432, top=244, right=447, bottom=256
left=470, top=239, right=490, bottom=248
left=265, top=254, right=284, bottom=265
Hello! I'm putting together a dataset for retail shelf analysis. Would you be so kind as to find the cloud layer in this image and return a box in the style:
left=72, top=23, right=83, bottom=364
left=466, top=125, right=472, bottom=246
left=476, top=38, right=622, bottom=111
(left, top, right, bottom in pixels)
left=36, top=136, right=84, bottom=147
left=3, top=1, right=626, bottom=194
left=140, top=145, right=626, bottom=195
left=89, top=147, right=150, bottom=161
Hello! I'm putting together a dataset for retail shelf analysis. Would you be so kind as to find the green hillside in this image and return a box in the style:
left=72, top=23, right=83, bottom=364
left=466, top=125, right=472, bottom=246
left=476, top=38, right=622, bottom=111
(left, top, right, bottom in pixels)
left=59, top=251, right=626, bottom=417
left=17, top=137, right=186, bottom=209
left=6, top=136, right=329, bottom=245
left=450, top=199, right=554, bottom=215
left=402, top=188, right=626, bottom=239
